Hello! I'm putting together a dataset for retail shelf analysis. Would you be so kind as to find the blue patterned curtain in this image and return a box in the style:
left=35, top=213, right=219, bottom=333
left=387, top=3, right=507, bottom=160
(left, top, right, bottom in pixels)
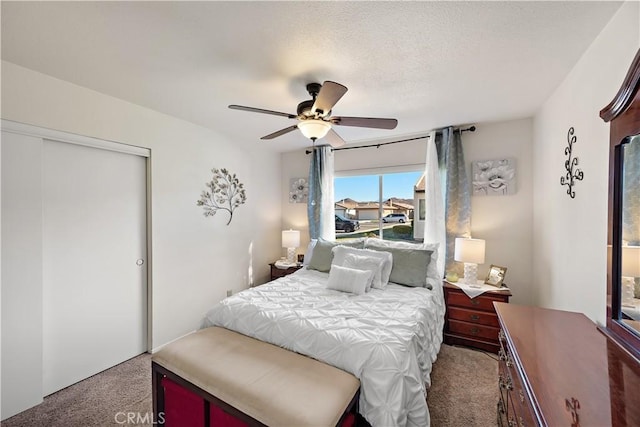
left=435, top=127, right=471, bottom=274
left=307, top=145, right=335, bottom=240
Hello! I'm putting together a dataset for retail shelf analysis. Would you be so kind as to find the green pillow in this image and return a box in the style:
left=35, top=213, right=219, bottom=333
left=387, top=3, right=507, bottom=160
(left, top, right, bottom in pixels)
left=364, top=240, right=433, bottom=288
left=307, top=238, right=365, bottom=272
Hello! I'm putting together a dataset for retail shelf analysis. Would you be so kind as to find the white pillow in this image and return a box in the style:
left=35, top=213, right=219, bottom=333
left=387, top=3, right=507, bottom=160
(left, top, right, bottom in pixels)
left=364, top=238, right=440, bottom=288
left=342, top=253, right=380, bottom=291
left=327, top=264, right=371, bottom=296
left=302, top=239, right=317, bottom=266
left=332, top=246, right=393, bottom=289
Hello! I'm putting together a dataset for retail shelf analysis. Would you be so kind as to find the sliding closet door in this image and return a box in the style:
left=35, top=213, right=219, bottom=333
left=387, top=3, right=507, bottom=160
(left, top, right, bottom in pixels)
left=42, top=139, right=147, bottom=396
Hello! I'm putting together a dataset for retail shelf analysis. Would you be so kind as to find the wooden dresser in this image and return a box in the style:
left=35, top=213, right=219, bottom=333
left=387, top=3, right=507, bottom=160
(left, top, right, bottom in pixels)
left=443, top=282, right=511, bottom=353
left=495, top=303, right=640, bottom=427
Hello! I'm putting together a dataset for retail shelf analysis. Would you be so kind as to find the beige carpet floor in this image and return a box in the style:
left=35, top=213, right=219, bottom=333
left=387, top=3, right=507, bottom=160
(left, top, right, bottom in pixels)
left=2, top=344, right=498, bottom=427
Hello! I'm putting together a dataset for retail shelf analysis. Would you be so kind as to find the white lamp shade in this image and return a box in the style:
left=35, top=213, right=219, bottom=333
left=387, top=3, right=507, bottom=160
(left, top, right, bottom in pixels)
left=282, top=230, right=300, bottom=249
left=298, top=119, right=331, bottom=140
left=454, top=238, right=486, bottom=264
left=622, top=246, right=640, bottom=277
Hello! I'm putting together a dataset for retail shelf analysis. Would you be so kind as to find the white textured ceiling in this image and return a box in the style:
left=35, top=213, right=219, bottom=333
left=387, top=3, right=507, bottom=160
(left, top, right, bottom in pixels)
left=1, top=1, right=622, bottom=152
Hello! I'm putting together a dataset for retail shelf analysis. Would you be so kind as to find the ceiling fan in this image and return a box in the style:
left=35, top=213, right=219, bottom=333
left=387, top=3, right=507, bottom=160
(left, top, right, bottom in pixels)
left=228, top=81, right=398, bottom=148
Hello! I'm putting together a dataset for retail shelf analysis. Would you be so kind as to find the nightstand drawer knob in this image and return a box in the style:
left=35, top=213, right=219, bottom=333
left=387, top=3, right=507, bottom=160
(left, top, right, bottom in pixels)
left=471, top=299, right=480, bottom=306
left=470, top=327, right=480, bottom=335
left=470, top=314, right=480, bottom=321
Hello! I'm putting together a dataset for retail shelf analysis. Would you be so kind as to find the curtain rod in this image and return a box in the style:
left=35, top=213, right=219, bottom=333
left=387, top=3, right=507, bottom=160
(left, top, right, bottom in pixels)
left=305, top=125, right=476, bottom=154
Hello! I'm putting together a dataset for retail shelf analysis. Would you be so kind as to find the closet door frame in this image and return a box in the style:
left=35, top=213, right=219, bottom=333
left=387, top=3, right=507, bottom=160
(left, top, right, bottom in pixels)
left=1, top=118, right=153, bottom=357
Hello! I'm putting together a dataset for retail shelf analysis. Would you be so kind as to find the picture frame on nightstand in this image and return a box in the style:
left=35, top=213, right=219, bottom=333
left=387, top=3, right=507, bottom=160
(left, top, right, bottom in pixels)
left=485, top=264, right=507, bottom=287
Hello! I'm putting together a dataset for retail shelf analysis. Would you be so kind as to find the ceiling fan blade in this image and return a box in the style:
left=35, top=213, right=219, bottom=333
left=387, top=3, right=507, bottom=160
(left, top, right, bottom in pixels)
left=260, top=125, right=299, bottom=140
left=229, top=105, right=297, bottom=119
left=331, top=116, right=398, bottom=130
left=311, top=81, right=348, bottom=115
left=323, top=128, right=346, bottom=148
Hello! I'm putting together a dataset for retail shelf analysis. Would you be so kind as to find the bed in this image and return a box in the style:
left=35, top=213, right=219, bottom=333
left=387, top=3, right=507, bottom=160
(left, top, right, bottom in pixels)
left=201, top=238, right=445, bottom=427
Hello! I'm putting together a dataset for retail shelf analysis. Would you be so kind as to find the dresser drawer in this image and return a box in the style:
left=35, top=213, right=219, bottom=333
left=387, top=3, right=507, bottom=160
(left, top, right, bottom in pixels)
left=448, top=319, right=500, bottom=342
left=448, top=306, right=500, bottom=327
left=446, top=292, right=506, bottom=312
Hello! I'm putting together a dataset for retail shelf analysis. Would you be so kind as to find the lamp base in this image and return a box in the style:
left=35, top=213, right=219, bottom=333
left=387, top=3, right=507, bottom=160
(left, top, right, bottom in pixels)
left=286, top=247, right=296, bottom=264
left=463, top=262, right=478, bottom=285
left=622, top=276, right=635, bottom=304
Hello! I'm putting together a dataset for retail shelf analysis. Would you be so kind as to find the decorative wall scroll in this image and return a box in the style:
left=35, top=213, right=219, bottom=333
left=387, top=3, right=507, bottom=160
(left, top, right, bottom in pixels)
left=197, top=167, right=247, bottom=225
left=560, top=127, right=584, bottom=199
left=289, top=177, right=309, bottom=203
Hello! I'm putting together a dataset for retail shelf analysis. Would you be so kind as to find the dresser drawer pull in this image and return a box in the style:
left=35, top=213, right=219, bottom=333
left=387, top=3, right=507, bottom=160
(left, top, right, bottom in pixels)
left=471, top=299, right=481, bottom=306
left=470, top=314, right=481, bottom=321
left=499, top=375, right=513, bottom=391
left=470, top=326, right=480, bottom=335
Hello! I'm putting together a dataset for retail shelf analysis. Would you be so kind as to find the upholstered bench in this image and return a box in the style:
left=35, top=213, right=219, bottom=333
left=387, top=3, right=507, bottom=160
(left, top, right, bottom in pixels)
left=152, top=326, right=361, bottom=427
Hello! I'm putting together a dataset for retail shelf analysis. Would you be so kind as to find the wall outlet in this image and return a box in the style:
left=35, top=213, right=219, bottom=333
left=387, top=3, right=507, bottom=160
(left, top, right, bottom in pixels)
left=226, top=289, right=233, bottom=297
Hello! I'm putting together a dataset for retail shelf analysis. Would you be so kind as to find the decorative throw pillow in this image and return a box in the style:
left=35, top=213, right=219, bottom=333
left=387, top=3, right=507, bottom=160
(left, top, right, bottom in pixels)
left=327, top=264, right=371, bottom=295
left=331, top=246, right=393, bottom=289
left=307, top=238, right=366, bottom=272
left=302, top=239, right=317, bottom=266
left=364, top=239, right=433, bottom=288
left=341, top=253, right=380, bottom=291
left=365, top=238, right=440, bottom=288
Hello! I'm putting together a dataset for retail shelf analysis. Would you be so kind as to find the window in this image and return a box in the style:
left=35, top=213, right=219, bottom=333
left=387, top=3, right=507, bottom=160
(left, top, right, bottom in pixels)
left=334, top=170, right=422, bottom=241
left=419, top=199, right=426, bottom=221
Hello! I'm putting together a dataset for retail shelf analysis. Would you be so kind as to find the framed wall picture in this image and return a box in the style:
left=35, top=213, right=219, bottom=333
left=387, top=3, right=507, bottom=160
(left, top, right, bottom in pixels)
left=485, top=264, right=507, bottom=287
left=289, top=177, right=309, bottom=203
left=472, top=158, right=516, bottom=196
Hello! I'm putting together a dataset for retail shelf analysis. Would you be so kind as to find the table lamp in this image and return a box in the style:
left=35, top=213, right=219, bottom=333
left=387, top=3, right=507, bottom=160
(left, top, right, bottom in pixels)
left=454, top=237, right=486, bottom=284
left=282, top=230, right=300, bottom=264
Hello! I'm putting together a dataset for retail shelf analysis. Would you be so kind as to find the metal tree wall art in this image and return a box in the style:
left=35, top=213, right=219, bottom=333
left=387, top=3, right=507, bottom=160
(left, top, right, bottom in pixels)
left=560, top=127, right=584, bottom=199
left=197, top=168, right=247, bottom=225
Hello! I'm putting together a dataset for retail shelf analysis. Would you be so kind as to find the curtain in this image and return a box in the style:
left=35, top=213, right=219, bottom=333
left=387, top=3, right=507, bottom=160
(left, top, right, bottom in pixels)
left=424, top=127, right=471, bottom=276
left=307, top=145, right=335, bottom=240
left=423, top=130, right=446, bottom=279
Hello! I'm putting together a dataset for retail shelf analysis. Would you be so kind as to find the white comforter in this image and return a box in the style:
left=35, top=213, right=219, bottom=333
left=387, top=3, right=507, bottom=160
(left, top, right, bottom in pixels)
left=201, top=268, right=445, bottom=427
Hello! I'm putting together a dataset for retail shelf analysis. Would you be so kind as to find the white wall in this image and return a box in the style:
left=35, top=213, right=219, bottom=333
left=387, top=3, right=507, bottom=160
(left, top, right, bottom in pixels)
left=1, top=61, right=281, bottom=417
left=1, top=132, right=44, bottom=418
left=464, top=119, right=533, bottom=305
left=281, top=121, right=534, bottom=305
left=532, top=1, right=640, bottom=325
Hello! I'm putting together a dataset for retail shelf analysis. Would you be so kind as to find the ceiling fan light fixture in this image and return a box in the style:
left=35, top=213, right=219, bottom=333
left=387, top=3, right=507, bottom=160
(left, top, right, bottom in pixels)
left=298, top=119, right=331, bottom=140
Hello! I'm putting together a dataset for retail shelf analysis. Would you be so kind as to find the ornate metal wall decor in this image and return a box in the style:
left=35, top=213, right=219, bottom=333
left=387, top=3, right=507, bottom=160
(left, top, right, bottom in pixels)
left=560, top=127, right=584, bottom=198
left=197, top=167, right=247, bottom=225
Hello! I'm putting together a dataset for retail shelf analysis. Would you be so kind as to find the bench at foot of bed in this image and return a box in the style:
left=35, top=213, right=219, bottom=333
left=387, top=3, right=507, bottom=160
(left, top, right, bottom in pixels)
left=151, top=326, right=361, bottom=427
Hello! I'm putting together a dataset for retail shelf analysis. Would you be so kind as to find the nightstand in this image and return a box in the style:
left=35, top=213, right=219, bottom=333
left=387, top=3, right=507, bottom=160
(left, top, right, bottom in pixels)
left=269, top=263, right=303, bottom=281
left=443, top=281, right=511, bottom=353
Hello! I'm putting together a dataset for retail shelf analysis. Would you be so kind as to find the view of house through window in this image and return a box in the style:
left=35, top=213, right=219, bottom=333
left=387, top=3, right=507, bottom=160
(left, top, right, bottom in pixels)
left=334, top=170, right=424, bottom=241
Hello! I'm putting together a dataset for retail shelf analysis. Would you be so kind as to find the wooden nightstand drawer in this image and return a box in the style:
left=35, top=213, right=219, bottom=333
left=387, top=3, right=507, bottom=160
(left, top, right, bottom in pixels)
left=269, top=263, right=302, bottom=281
left=448, top=306, right=500, bottom=327
left=446, top=291, right=507, bottom=312
left=448, top=319, right=500, bottom=342
left=443, top=282, right=511, bottom=353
